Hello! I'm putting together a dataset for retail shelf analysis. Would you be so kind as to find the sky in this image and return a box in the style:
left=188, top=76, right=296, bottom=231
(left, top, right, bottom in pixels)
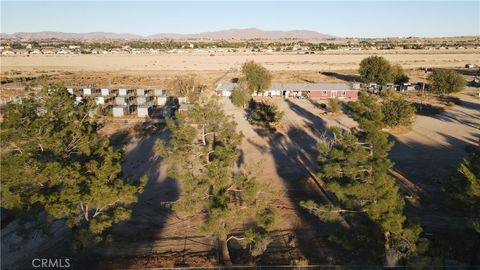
left=1, top=1, right=479, bottom=38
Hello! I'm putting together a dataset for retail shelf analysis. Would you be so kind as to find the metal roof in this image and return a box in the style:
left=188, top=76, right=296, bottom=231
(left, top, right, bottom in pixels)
left=216, top=83, right=238, bottom=91
left=269, top=82, right=352, bottom=91
left=217, top=82, right=354, bottom=92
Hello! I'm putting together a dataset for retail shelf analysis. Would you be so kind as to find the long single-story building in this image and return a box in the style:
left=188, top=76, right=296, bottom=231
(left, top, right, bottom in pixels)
left=216, top=82, right=359, bottom=100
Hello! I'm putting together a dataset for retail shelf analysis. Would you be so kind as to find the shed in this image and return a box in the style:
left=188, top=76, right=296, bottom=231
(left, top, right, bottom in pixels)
left=101, top=88, right=110, bottom=96
left=83, top=88, right=92, bottom=96
left=157, top=96, right=167, bottom=106
left=67, top=88, right=74, bottom=95
left=118, top=88, right=127, bottom=96
left=136, top=89, right=146, bottom=96
left=137, top=106, right=151, bottom=117
left=154, top=89, right=165, bottom=96
left=178, top=97, right=187, bottom=104
left=216, top=83, right=238, bottom=97
left=115, top=96, right=127, bottom=106
left=113, top=106, right=128, bottom=117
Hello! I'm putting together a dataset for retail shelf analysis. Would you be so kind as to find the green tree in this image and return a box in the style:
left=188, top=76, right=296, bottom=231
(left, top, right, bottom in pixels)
left=359, top=56, right=393, bottom=84
left=427, top=69, right=466, bottom=94
left=240, top=60, right=272, bottom=95
left=230, top=79, right=251, bottom=108
left=391, top=64, right=410, bottom=85
left=155, top=99, right=276, bottom=263
left=0, top=85, right=146, bottom=250
left=382, top=98, right=416, bottom=127
left=304, top=93, right=425, bottom=266
left=248, top=101, right=284, bottom=129
left=445, top=141, right=480, bottom=232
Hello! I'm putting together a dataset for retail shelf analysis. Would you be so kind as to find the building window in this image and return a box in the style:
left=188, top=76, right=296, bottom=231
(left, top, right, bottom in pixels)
left=342, top=91, right=346, bottom=96
left=322, top=90, right=327, bottom=96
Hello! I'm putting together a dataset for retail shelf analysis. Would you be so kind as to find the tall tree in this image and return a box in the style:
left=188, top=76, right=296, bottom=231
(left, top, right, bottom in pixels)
left=359, top=56, right=393, bottom=84
left=445, top=140, right=480, bottom=232
left=155, top=98, right=276, bottom=263
left=240, top=60, right=272, bottom=95
left=303, top=92, right=425, bottom=266
left=168, top=74, right=204, bottom=103
left=427, top=69, right=466, bottom=94
left=0, top=85, right=146, bottom=250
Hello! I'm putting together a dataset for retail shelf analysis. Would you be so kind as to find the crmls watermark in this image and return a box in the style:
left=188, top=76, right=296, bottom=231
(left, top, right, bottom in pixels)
left=32, top=258, right=71, bottom=268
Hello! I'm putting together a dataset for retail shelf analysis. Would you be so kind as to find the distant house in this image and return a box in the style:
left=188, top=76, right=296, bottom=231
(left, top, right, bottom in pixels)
left=217, top=82, right=358, bottom=100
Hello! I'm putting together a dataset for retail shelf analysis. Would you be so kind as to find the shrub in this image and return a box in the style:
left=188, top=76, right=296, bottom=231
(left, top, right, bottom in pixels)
left=328, top=98, right=341, bottom=114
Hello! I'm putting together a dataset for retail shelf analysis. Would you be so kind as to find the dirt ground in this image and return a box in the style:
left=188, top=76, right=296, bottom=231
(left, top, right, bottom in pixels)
left=1, top=49, right=479, bottom=73
left=1, top=50, right=480, bottom=267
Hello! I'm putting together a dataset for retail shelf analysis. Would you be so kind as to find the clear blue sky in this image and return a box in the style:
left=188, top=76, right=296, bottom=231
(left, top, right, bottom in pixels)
left=1, top=1, right=479, bottom=37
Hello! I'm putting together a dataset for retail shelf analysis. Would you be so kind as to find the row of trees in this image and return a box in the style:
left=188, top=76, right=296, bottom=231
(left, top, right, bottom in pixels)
left=359, top=55, right=466, bottom=94
left=302, top=92, right=426, bottom=266
left=1, top=85, right=146, bottom=250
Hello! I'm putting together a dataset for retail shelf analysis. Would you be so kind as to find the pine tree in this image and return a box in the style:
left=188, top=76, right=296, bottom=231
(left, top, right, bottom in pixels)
left=0, top=84, right=146, bottom=250
left=445, top=140, right=480, bottom=232
left=155, top=98, right=276, bottom=263
left=303, top=92, right=425, bottom=266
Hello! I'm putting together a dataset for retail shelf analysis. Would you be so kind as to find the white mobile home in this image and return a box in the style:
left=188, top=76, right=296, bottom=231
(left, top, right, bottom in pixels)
left=115, top=96, right=127, bottom=106
left=136, top=89, right=145, bottom=96
left=113, top=106, right=128, bottom=117
left=154, top=89, right=165, bottom=96
left=178, top=97, right=187, bottom=104
left=157, top=96, right=167, bottom=106
left=101, top=88, right=110, bottom=96
left=137, top=106, right=151, bottom=117
left=83, top=88, right=92, bottom=96
left=118, top=88, right=127, bottom=96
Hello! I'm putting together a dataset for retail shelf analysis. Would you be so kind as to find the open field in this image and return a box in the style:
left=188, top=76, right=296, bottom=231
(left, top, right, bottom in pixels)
left=1, top=49, right=479, bottom=73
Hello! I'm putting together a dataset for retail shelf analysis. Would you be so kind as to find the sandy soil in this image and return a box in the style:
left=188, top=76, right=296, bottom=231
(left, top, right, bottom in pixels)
left=1, top=50, right=479, bottom=73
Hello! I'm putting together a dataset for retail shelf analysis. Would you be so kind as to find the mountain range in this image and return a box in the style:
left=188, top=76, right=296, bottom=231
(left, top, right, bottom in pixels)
left=0, top=28, right=335, bottom=40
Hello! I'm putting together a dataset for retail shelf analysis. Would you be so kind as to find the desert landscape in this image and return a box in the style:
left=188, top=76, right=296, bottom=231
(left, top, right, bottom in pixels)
left=1, top=1, right=480, bottom=268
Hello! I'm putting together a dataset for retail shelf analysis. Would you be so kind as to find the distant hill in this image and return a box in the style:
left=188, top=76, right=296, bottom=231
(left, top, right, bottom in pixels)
left=0, top=28, right=335, bottom=40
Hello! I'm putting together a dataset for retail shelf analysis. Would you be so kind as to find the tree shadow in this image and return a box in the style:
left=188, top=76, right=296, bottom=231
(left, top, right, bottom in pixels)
left=88, top=131, right=182, bottom=269
left=320, top=72, right=361, bottom=82
left=246, top=100, right=361, bottom=265
left=389, top=131, right=478, bottom=219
